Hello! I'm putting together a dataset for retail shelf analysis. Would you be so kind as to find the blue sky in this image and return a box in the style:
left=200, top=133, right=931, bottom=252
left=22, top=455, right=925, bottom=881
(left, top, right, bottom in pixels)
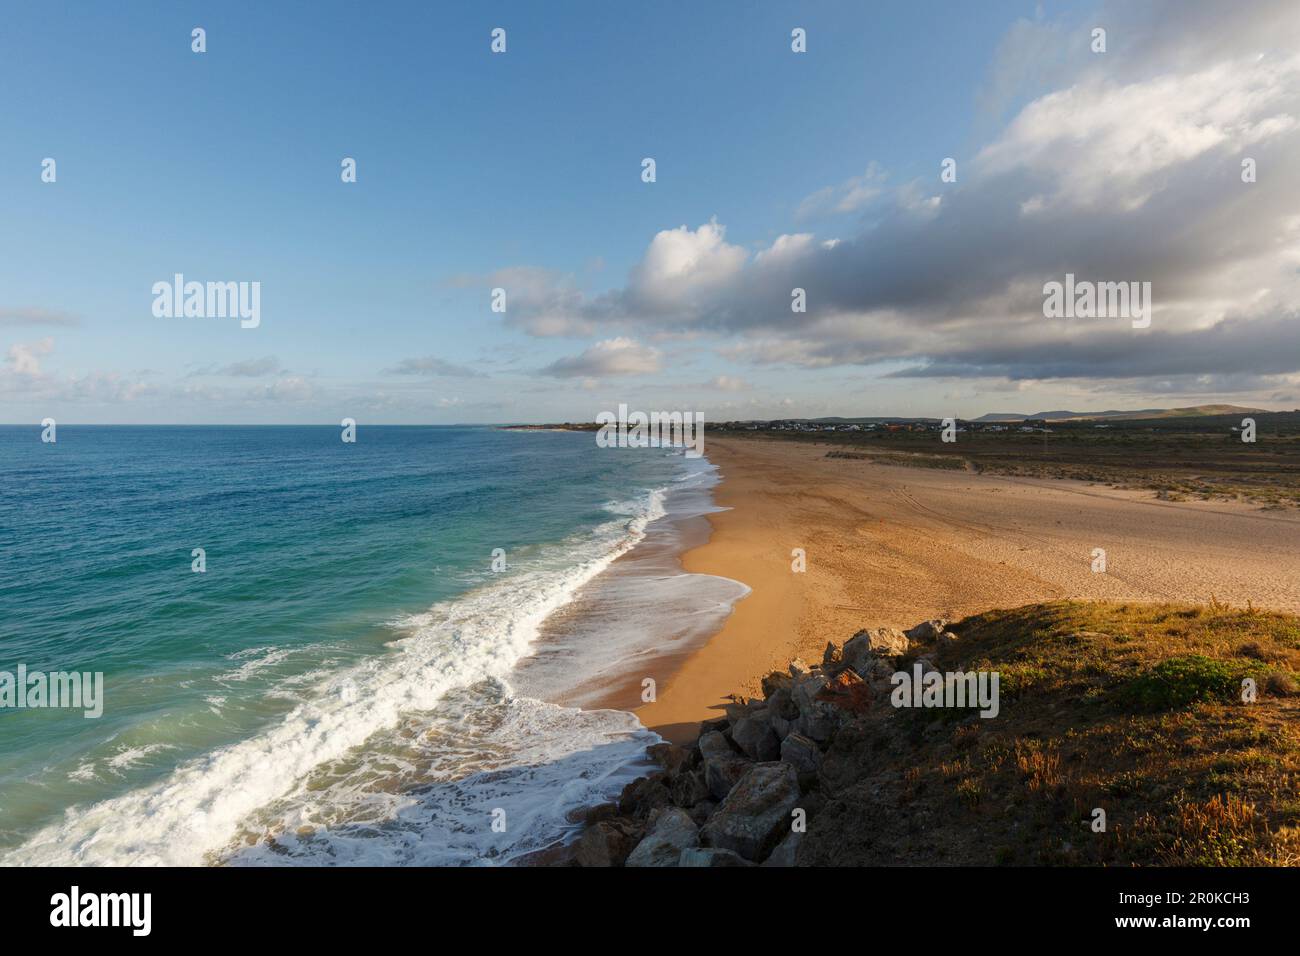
left=3, top=1, right=1298, bottom=423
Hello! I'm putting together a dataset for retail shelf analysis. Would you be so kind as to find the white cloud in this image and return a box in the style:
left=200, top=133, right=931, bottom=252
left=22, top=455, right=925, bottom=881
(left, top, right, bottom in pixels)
left=977, top=53, right=1300, bottom=210
left=540, top=337, right=662, bottom=378
left=624, top=217, right=748, bottom=315
left=6, top=338, right=54, bottom=376
left=486, top=1, right=1300, bottom=395
left=261, top=376, right=313, bottom=402
left=796, top=162, right=888, bottom=219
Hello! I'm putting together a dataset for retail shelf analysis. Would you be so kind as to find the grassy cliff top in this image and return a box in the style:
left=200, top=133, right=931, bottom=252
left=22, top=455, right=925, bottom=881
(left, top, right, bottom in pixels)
left=802, top=600, right=1300, bottom=866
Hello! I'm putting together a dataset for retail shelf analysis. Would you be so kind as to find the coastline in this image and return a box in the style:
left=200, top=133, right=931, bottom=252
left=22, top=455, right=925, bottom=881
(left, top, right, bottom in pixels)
left=632, top=435, right=1300, bottom=744
left=515, top=452, right=749, bottom=715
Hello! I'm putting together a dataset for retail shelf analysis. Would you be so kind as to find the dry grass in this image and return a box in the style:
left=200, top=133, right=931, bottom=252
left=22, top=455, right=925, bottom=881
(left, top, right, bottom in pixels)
left=800, top=600, right=1300, bottom=866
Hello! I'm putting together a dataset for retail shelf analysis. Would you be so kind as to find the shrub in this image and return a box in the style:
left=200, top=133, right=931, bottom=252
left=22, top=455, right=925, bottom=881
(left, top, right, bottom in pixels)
left=1120, top=655, right=1248, bottom=710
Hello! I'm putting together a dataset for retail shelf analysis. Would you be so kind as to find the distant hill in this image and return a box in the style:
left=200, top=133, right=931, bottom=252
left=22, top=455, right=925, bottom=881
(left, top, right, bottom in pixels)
left=974, top=404, right=1268, bottom=423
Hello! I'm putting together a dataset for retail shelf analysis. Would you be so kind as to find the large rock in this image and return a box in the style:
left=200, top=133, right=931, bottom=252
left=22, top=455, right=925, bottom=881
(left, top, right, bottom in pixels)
left=687, top=798, right=717, bottom=826
left=816, top=667, right=871, bottom=716
left=905, top=619, right=948, bottom=646
left=625, top=808, right=699, bottom=867
left=761, top=671, right=793, bottom=698
left=670, top=769, right=710, bottom=808
left=679, top=847, right=755, bottom=867
left=700, top=762, right=801, bottom=861
left=766, top=686, right=800, bottom=740
left=791, top=673, right=830, bottom=715
left=761, top=830, right=803, bottom=867
left=646, top=742, right=695, bottom=776
left=780, top=732, right=822, bottom=778
left=698, top=716, right=729, bottom=737
left=731, top=712, right=781, bottom=761
left=617, top=772, right=672, bottom=820
left=791, top=674, right=839, bottom=742
left=580, top=802, right=618, bottom=826
left=575, top=818, right=643, bottom=867
left=698, top=731, right=752, bottom=800
left=842, top=627, right=909, bottom=676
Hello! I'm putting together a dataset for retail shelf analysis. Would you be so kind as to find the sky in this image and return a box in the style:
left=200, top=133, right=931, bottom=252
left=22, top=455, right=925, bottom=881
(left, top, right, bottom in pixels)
left=2, top=0, right=1298, bottom=424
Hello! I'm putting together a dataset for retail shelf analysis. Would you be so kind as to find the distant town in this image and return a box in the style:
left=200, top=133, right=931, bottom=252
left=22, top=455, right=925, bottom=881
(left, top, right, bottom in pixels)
left=714, top=418, right=1056, bottom=435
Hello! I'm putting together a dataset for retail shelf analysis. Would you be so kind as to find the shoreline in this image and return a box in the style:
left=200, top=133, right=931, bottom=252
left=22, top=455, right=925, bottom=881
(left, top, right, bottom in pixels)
left=631, top=435, right=1300, bottom=745
left=517, top=452, right=749, bottom=718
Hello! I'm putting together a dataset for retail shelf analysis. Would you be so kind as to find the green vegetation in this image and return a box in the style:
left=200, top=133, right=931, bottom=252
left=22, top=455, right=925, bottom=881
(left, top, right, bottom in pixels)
left=1120, top=654, right=1260, bottom=710
left=802, top=601, right=1300, bottom=866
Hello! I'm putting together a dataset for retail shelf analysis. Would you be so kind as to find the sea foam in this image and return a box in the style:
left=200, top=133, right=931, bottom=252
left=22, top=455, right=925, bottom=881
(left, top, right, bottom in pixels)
left=2, top=487, right=669, bottom=866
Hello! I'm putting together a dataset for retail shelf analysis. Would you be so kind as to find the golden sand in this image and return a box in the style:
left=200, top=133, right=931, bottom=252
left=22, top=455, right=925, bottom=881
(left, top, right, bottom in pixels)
left=634, top=436, right=1300, bottom=742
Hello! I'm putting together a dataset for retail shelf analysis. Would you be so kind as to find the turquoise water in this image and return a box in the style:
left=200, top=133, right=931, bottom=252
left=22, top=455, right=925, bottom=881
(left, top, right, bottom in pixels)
left=0, top=425, right=700, bottom=864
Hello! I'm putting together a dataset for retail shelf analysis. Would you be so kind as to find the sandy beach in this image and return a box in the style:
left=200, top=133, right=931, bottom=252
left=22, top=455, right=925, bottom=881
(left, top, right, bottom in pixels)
left=635, top=436, right=1300, bottom=743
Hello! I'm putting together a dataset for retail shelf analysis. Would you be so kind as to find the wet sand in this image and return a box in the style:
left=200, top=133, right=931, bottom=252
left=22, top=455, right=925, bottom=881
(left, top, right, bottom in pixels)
left=635, top=436, right=1300, bottom=743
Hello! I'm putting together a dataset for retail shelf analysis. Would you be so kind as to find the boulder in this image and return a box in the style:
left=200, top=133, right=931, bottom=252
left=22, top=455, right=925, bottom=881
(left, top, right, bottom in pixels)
left=580, top=802, right=618, bottom=826
left=679, top=847, right=755, bottom=867
left=699, top=716, right=729, bottom=737
left=617, top=772, right=672, bottom=820
left=687, top=798, right=717, bottom=826
left=842, top=627, right=909, bottom=676
left=905, top=619, right=948, bottom=645
left=788, top=658, right=812, bottom=679
left=822, top=641, right=842, bottom=666
left=866, top=626, right=911, bottom=656
left=792, top=673, right=839, bottom=742
left=780, top=732, right=822, bottom=778
left=700, top=762, right=801, bottom=861
left=731, top=712, right=781, bottom=761
left=816, top=667, right=871, bottom=716
left=766, top=686, right=801, bottom=740
left=698, top=730, right=733, bottom=761
left=575, top=818, right=644, bottom=867
left=625, top=808, right=699, bottom=867
left=761, top=830, right=803, bottom=867
left=670, top=769, right=710, bottom=808
left=761, top=670, right=793, bottom=697
left=791, top=673, right=830, bottom=715
left=699, top=731, right=752, bottom=800
left=646, top=742, right=695, bottom=775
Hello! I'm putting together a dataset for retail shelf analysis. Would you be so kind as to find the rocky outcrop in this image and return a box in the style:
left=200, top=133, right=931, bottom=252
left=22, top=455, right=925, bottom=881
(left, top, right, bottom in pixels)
left=571, top=616, right=954, bottom=866
left=699, top=731, right=751, bottom=800
left=780, top=731, right=822, bottom=780
left=905, top=619, right=948, bottom=645
left=842, top=626, right=909, bottom=676
left=574, top=818, right=643, bottom=867
left=625, top=808, right=699, bottom=867
left=700, top=762, right=801, bottom=860
left=731, top=711, right=781, bottom=761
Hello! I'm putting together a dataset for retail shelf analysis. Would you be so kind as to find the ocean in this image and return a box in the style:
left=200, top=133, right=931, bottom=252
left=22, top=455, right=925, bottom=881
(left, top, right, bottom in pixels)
left=0, top=425, right=746, bottom=865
